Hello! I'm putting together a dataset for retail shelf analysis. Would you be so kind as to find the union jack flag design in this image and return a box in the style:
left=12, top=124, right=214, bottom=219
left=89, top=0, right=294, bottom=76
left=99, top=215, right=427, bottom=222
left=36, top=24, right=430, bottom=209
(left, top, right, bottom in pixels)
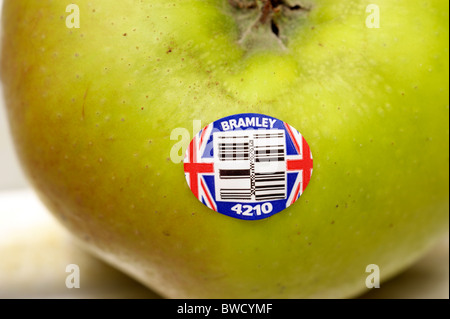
left=184, top=113, right=313, bottom=220
left=183, top=123, right=216, bottom=211
left=284, top=122, right=314, bottom=208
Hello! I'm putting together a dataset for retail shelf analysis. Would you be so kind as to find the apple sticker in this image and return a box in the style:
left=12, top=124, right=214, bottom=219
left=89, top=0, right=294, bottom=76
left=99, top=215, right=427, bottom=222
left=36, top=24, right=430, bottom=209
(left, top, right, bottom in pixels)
left=184, top=113, right=313, bottom=220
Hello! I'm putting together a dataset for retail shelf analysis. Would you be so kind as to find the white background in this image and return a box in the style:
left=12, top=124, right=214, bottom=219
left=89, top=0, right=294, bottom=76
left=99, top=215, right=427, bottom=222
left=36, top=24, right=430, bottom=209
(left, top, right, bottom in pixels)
left=0, top=0, right=28, bottom=190
left=0, top=85, right=29, bottom=190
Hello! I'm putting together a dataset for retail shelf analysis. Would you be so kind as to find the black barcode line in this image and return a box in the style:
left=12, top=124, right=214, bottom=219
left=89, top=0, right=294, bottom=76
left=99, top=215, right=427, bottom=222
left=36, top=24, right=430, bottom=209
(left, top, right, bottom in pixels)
left=255, top=179, right=285, bottom=183
left=219, top=143, right=249, bottom=147
left=219, top=169, right=250, bottom=176
left=220, top=151, right=249, bottom=155
left=255, top=145, right=284, bottom=149
left=254, top=133, right=284, bottom=139
left=255, top=157, right=285, bottom=162
left=255, top=194, right=285, bottom=200
left=255, top=151, right=284, bottom=155
left=220, top=149, right=249, bottom=152
left=254, top=184, right=285, bottom=190
left=220, top=155, right=248, bottom=160
left=220, top=189, right=252, bottom=200
left=218, top=136, right=249, bottom=139
left=219, top=170, right=250, bottom=179
left=219, top=155, right=248, bottom=160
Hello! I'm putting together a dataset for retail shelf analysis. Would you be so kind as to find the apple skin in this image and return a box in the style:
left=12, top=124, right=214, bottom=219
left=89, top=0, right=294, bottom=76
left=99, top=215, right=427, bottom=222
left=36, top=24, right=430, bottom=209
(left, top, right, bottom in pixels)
left=1, top=0, right=448, bottom=298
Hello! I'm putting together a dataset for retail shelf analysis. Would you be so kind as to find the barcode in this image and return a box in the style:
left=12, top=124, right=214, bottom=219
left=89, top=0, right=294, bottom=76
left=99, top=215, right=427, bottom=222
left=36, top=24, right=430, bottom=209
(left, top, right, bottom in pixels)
left=213, top=130, right=287, bottom=202
left=255, top=145, right=285, bottom=162
left=220, top=189, right=252, bottom=201
left=218, top=136, right=249, bottom=161
left=255, top=172, right=285, bottom=200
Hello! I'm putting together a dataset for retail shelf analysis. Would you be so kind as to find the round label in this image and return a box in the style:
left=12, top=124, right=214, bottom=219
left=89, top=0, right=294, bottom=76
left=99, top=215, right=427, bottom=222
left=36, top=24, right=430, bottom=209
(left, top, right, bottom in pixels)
left=183, top=113, right=313, bottom=220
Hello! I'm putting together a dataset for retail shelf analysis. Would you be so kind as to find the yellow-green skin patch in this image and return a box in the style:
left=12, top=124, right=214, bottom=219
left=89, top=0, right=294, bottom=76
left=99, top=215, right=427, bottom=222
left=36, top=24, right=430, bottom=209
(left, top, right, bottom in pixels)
left=1, top=0, right=448, bottom=298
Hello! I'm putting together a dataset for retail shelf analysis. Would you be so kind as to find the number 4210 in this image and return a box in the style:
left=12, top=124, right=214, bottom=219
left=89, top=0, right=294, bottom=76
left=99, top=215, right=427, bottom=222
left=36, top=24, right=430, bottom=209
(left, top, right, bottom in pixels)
left=231, top=203, right=273, bottom=217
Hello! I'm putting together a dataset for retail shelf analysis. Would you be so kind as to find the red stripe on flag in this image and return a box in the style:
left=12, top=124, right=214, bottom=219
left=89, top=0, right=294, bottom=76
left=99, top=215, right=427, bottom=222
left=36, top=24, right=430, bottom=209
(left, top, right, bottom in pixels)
left=285, top=129, right=313, bottom=193
left=184, top=162, right=214, bottom=198
left=199, top=125, right=208, bottom=146
left=284, top=123, right=300, bottom=154
left=184, top=136, right=214, bottom=199
left=283, top=122, right=313, bottom=202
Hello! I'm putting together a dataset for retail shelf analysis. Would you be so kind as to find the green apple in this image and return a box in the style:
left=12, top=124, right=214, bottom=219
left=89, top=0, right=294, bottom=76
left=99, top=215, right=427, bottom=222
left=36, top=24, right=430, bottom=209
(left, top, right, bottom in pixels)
left=1, top=0, right=448, bottom=298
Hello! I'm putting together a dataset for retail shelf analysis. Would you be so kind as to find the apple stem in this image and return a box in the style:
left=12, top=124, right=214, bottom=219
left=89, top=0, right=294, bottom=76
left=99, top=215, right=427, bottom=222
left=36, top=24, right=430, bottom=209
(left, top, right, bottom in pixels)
left=228, top=0, right=310, bottom=51
left=229, top=0, right=307, bottom=38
